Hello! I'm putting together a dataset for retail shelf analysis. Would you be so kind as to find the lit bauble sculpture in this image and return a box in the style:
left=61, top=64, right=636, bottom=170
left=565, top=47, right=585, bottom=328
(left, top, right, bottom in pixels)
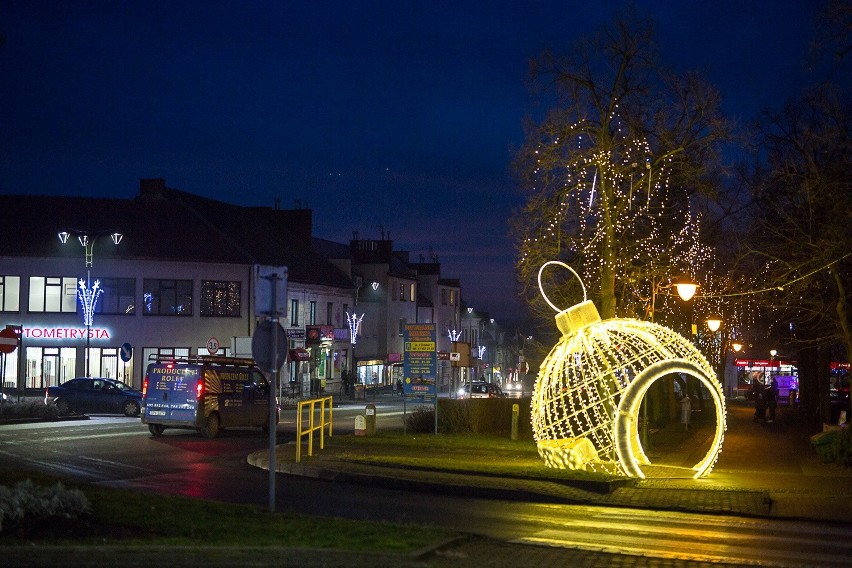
left=531, top=262, right=726, bottom=479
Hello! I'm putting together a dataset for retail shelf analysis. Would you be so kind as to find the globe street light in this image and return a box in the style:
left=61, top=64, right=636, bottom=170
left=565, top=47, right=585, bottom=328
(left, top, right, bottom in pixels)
left=58, top=229, right=123, bottom=377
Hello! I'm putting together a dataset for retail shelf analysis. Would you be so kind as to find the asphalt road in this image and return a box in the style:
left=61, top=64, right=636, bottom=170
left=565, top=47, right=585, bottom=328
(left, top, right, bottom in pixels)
left=1, top=400, right=850, bottom=567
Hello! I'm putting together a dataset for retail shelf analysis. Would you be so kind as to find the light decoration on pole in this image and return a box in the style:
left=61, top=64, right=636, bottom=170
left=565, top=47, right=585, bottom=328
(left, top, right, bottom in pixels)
left=59, top=229, right=122, bottom=377
left=477, top=345, right=486, bottom=358
left=346, top=312, right=364, bottom=346
left=77, top=278, right=103, bottom=327
left=531, top=261, right=726, bottom=479
left=448, top=329, right=462, bottom=341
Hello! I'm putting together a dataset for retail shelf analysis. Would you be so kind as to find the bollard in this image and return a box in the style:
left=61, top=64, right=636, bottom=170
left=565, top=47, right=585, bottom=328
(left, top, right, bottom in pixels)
left=365, top=403, right=376, bottom=436
left=511, top=403, right=519, bottom=441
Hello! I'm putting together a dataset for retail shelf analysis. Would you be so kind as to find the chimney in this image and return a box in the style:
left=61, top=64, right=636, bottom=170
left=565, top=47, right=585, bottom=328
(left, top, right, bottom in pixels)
left=140, top=178, right=166, bottom=198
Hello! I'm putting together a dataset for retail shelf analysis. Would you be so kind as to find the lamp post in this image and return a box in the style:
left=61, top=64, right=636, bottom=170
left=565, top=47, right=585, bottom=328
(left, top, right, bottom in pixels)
left=58, top=230, right=122, bottom=377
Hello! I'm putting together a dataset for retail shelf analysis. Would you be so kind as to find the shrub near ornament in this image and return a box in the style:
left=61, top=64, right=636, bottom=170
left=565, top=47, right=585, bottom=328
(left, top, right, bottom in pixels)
left=531, top=262, right=727, bottom=479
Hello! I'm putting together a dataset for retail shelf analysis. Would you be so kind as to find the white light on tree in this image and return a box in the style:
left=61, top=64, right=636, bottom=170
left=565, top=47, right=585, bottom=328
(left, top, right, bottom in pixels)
left=77, top=278, right=103, bottom=327
left=531, top=262, right=726, bottom=479
left=346, top=312, right=364, bottom=346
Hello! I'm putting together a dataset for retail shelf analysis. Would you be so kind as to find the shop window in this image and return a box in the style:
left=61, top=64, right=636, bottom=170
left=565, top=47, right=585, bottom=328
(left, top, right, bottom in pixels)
left=0, top=276, right=20, bottom=311
left=143, top=279, right=193, bottom=316
left=28, top=276, right=77, bottom=313
left=97, top=277, right=136, bottom=315
left=200, top=280, right=241, bottom=317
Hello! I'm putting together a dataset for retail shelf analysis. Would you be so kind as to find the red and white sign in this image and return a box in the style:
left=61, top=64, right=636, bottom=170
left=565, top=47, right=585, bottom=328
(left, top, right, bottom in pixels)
left=0, top=327, right=18, bottom=354
left=206, top=337, right=220, bottom=355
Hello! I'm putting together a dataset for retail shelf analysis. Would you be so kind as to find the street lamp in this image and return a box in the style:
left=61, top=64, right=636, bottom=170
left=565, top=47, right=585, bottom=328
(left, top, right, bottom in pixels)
left=59, top=229, right=123, bottom=377
left=673, top=275, right=699, bottom=302
left=706, top=314, right=722, bottom=332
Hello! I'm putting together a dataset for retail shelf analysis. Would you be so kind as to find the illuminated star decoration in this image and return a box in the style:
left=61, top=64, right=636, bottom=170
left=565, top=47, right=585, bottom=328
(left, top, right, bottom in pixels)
left=346, top=312, right=364, bottom=346
left=531, top=262, right=726, bottom=479
left=77, top=278, right=103, bottom=327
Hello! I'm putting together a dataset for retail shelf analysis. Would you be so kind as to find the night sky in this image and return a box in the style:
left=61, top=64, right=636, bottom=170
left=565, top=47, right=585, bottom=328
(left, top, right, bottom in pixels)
left=0, top=1, right=837, bottom=322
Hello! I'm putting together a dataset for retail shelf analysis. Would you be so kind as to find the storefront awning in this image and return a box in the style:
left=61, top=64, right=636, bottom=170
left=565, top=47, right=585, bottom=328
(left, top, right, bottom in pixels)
left=289, top=348, right=310, bottom=361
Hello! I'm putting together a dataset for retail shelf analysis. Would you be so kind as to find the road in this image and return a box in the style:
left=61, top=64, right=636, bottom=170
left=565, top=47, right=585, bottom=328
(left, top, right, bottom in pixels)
left=1, top=401, right=850, bottom=567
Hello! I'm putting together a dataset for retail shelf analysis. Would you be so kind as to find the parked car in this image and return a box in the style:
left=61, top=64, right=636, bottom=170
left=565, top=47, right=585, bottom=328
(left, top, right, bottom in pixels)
left=502, top=381, right=527, bottom=398
left=458, top=381, right=506, bottom=399
left=46, top=377, right=143, bottom=417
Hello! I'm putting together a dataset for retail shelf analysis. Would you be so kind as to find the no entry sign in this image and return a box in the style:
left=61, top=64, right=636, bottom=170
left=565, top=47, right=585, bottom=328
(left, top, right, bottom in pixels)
left=0, top=327, right=18, bottom=354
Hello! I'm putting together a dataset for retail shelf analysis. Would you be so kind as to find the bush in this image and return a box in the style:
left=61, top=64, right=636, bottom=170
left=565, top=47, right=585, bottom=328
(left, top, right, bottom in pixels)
left=831, top=426, right=852, bottom=467
left=404, top=406, right=436, bottom=433
left=0, top=400, right=59, bottom=420
left=0, top=479, right=90, bottom=534
left=404, top=399, right=535, bottom=438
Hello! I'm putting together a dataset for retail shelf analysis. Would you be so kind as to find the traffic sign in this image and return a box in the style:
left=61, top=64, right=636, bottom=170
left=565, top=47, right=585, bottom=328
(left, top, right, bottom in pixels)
left=206, top=337, right=220, bottom=355
left=120, top=342, right=133, bottom=362
left=251, top=320, right=287, bottom=371
left=0, top=328, right=18, bottom=354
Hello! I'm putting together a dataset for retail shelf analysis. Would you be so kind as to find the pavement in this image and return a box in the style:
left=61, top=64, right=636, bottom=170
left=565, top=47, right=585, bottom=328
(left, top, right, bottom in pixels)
left=250, top=397, right=852, bottom=525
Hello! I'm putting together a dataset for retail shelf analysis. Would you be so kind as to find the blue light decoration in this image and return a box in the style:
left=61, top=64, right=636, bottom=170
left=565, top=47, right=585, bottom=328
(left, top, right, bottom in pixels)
left=77, top=278, right=103, bottom=327
left=346, top=312, right=364, bottom=345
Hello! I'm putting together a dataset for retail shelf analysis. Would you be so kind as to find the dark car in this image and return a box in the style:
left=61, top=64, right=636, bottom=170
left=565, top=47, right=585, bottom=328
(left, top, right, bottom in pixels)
left=458, top=381, right=506, bottom=399
left=47, top=377, right=143, bottom=417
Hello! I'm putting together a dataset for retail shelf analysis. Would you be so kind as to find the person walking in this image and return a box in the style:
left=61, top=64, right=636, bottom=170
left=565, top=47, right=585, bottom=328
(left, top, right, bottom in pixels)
left=766, top=377, right=779, bottom=423
left=753, top=380, right=767, bottom=422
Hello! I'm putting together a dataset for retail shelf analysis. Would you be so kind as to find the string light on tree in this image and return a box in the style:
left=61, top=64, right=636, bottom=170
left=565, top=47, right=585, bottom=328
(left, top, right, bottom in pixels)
left=531, top=262, right=727, bottom=479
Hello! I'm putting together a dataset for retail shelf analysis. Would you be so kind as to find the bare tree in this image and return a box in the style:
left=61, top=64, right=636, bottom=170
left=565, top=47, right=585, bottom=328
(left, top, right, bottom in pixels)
left=745, top=87, right=851, bottom=422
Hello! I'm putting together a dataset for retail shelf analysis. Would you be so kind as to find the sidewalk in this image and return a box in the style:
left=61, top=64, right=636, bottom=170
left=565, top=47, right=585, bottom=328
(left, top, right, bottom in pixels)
left=251, top=399, right=852, bottom=524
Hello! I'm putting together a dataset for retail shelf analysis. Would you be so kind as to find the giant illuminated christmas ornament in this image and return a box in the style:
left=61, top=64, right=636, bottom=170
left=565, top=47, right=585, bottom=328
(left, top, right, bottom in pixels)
left=531, top=261, right=726, bottom=479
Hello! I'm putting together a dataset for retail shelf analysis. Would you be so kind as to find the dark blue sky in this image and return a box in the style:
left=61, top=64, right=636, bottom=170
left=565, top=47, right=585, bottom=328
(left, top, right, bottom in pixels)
left=0, top=1, right=836, bottom=322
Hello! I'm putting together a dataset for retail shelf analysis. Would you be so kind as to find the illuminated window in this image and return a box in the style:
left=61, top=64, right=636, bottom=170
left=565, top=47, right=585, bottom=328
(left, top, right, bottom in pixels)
left=0, top=276, right=20, bottom=311
left=200, top=280, right=240, bottom=317
left=309, top=301, right=317, bottom=325
left=409, top=283, right=416, bottom=302
left=290, top=299, right=299, bottom=326
left=143, top=279, right=193, bottom=316
left=29, top=276, right=77, bottom=313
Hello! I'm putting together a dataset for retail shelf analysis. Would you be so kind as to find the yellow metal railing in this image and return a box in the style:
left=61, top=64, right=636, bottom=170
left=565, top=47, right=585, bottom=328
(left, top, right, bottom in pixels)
left=295, top=395, right=333, bottom=463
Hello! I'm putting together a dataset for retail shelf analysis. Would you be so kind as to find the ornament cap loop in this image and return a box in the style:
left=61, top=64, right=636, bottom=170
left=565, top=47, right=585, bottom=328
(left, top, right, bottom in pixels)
left=538, top=261, right=587, bottom=313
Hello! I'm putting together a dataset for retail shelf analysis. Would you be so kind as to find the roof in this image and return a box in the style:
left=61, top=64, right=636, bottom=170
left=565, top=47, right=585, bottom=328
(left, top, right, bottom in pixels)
left=1, top=181, right=353, bottom=290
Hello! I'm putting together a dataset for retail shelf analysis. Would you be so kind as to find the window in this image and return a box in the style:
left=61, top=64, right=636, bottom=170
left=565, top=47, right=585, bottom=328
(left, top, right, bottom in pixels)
left=326, top=302, right=333, bottom=325
left=0, top=276, right=20, bottom=311
left=29, top=276, right=77, bottom=313
left=200, top=280, right=241, bottom=317
left=309, top=301, right=317, bottom=325
left=143, top=279, right=193, bottom=316
left=409, top=283, right=416, bottom=302
left=441, top=288, right=448, bottom=306
left=290, top=299, right=299, bottom=326
left=399, top=318, right=406, bottom=336
left=97, top=277, right=136, bottom=315
left=398, top=282, right=405, bottom=301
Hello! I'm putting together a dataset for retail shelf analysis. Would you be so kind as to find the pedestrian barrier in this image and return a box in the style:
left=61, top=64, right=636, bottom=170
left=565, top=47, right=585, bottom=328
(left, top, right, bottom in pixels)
left=295, top=395, right=333, bottom=463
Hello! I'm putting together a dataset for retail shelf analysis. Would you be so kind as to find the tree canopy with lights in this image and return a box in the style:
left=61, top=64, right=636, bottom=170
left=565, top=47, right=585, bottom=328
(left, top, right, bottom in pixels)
left=511, top=14, right=732, bottom=326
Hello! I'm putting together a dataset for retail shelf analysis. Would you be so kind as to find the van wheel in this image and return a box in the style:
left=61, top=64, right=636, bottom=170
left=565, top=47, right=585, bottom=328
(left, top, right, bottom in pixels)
left=201, top=414, right=220, bottom=439
left=148, top=424, right=165, bottom=436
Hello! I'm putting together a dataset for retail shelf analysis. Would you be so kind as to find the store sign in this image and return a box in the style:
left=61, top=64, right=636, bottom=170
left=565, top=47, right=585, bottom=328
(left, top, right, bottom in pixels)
left=306, top=325, right=334, bottom=343
left=21, top=326, right=111, bottom=341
